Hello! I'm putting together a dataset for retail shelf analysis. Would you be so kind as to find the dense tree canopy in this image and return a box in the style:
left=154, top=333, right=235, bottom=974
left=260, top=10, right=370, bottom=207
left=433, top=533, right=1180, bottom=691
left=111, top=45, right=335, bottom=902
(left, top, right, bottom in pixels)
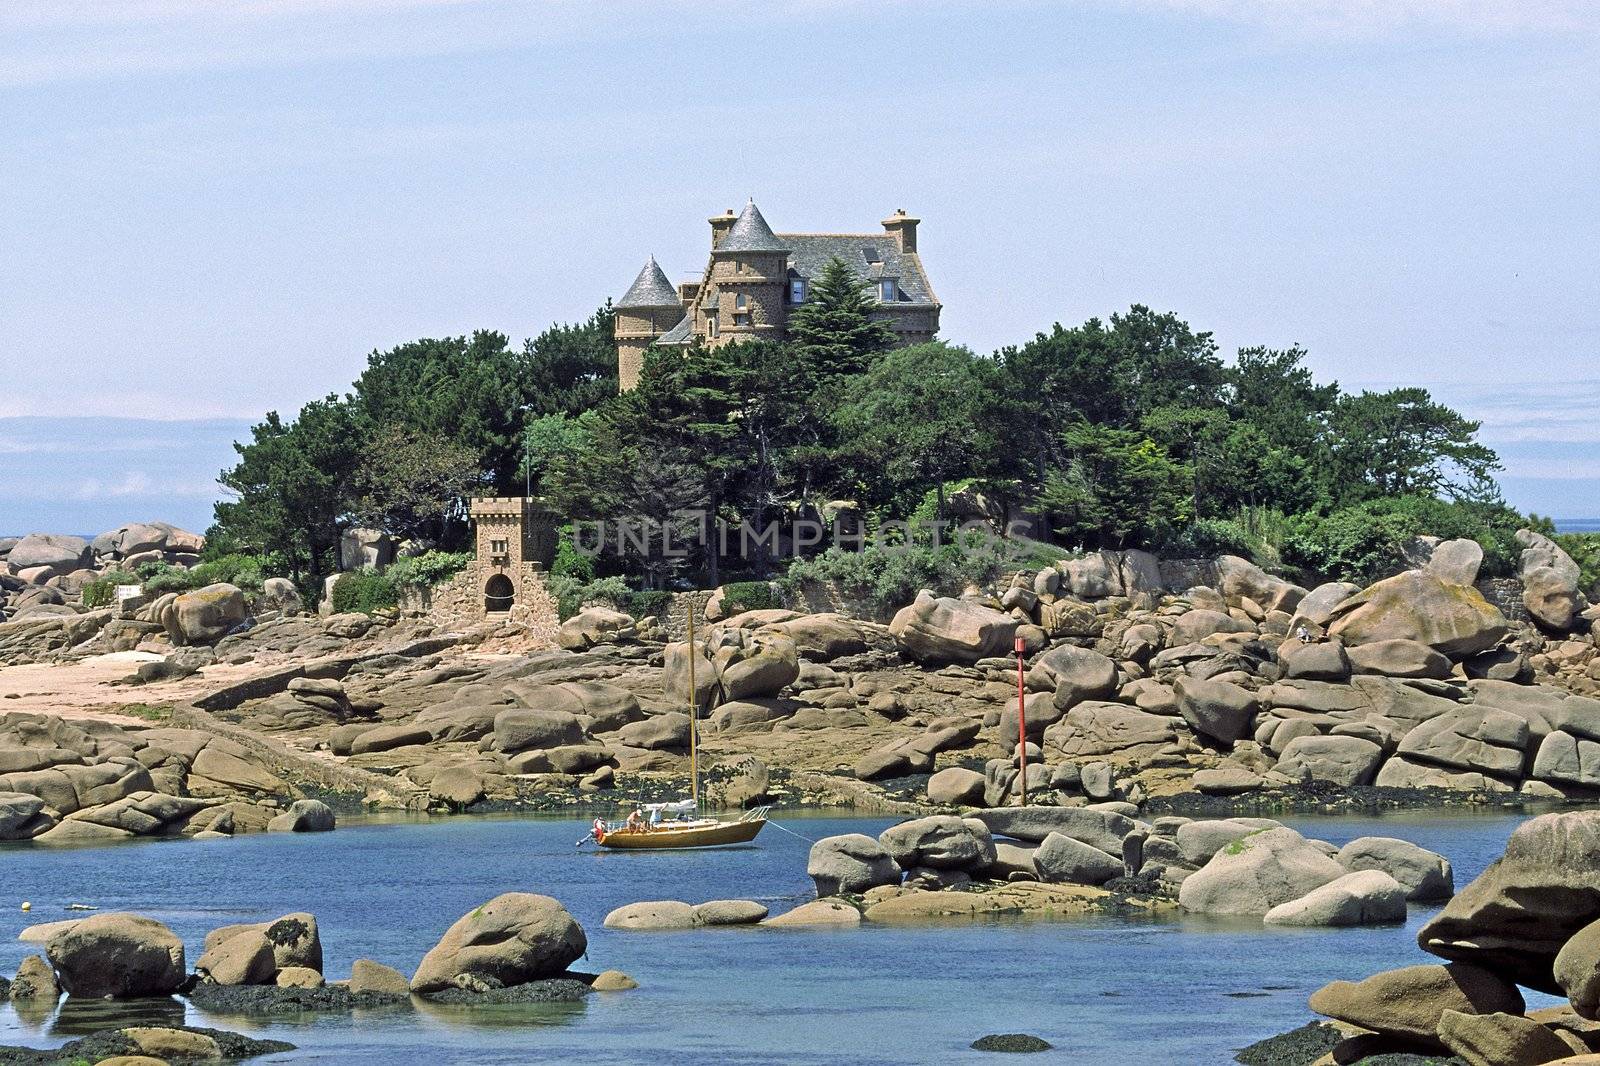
left=212, top=264, right=1520, bottom=590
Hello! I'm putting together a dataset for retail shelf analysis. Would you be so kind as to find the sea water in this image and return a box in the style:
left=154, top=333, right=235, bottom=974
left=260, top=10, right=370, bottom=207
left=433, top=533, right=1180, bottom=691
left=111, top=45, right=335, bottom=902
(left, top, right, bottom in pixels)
left=0, top=809, right=1554, bottom=1065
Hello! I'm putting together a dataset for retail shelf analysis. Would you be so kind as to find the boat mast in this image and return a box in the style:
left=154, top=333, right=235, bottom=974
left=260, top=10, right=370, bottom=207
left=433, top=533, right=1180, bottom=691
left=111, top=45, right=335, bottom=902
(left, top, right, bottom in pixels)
left=687, top=596, right=699, bottom=812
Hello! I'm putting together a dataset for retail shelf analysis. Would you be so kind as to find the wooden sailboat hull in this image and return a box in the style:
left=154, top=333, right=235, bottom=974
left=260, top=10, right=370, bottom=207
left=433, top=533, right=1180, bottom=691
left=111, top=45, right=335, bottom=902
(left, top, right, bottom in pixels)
left=597, top=818, right=767, bottom=850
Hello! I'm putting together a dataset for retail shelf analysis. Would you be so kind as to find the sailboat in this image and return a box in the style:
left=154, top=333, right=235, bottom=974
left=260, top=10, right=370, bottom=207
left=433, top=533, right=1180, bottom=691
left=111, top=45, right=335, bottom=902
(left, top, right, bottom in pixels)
left=590, top=600, right=770, bottom=850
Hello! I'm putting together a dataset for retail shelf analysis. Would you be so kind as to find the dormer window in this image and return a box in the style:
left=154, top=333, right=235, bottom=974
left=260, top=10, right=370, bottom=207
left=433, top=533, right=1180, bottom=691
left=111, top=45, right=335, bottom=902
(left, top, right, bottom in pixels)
left=790, top=278, right=806, bottom=303
left=879, top=279, right=897, bottom=302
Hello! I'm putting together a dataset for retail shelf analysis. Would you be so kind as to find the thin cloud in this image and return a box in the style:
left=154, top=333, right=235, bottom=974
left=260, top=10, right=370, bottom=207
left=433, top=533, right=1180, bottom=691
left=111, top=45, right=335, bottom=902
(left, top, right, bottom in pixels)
left=1111, top=0, right=1600, bottom=35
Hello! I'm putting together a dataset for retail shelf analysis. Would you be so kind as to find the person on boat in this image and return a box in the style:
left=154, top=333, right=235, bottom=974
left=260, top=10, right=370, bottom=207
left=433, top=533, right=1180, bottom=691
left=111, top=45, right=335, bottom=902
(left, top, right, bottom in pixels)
left=649, top=806, right=663, bottom=827
left=591, top=817, right=606, bottom=842
left=626, top=808, right=645, bottom=832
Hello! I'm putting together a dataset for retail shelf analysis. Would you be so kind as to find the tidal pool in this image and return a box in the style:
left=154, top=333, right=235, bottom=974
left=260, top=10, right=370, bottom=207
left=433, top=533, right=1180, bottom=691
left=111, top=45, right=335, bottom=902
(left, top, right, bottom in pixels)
left=0, top=808, right=1550, bottom=1065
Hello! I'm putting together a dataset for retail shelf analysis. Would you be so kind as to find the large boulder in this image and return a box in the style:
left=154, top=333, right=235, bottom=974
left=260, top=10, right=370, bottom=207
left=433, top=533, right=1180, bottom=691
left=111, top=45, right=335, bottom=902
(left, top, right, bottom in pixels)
left=1274, top=735, right=1385, bottom=787
left=1262, top=870, right=1407, bottom=926
left=1327, top=570, right=1510, bottom=658
left=888, top=591, right=1017, bottom=664
left=1279, top=641, right=1351, bottom=682
left=6, top=534, right=90, bottom=577
left=203, top=913, right=321, bottom=973
left=878, top=816, right=988, bottom=871
left=1177, top=826, right=1345, bottom=916
left=806, top=834, right=901, bottom=896
left=1309, top=963, right=1525, bottom=1047
left=1518, top=528, right=1583, bottom=585
left=973, top=806, right=1134, bottom=855
left=1428, top=538, right=1486, bottom=586
left=1395, top=707, right=1530, bottom=779
left=1337, top=836, right=1454, bottom=901
left=164, top=583, right=246, bottom=645
left=1524, top=566, right=1586, bottom=632
left=1175, top=676, right=1258, bottom=746
left=556, top=607, right=634, bottom=651
left=1347, top=638, right=1453, bottom=680
left=195, top=929, right=277, bottom=985
left=410, top=893, right=587, bottom=994
left=1044, top=702, right=1179, bottom=758
left=1027, top=646, right=1118, bottom=710
left=266, top=799, right=335, bottom=833
left=1172, top=609, right=1253, bottom=646
left=46, top=913, right=186, bottom=997
left=493, top=708, right=585, bottom=754
left=773, top=614, right=870, bottom=660
left=1437, top=1009, right=1580, bottom=1066
left=1034, top=831, right=1122, bottom=885
left=1555, top=919, right=1600, bottom=1019
left=927, top=767, right=986, bottom=806
left=1216, top=555, right=1306, bottom=614
left=714, top=630, right=800, bottom=702
left=1418, top=811, right=1600, bottom=992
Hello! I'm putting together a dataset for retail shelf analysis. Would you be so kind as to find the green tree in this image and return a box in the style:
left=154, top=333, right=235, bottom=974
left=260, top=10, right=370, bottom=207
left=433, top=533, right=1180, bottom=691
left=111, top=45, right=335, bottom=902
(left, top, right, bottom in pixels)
left=213, top=396, right=364, bottom=584
left=831, top=342, right=1007, bottom=517
left=518, top=304, right=619, bottom=416
left=1039, top=424, right=1193, bottom=549
left=352, top=330, right=527, bottom=490
left=785, top=258, right=897, bottom=384
left=350, top=425, right=482, bottom=545
left=1328, top=387, right=1501, bottom=503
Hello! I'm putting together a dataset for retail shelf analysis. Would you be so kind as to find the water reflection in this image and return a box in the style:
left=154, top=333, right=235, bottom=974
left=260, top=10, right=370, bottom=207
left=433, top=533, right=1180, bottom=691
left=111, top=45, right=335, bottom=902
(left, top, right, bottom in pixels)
left=51, top=994, right=185, bottom=1036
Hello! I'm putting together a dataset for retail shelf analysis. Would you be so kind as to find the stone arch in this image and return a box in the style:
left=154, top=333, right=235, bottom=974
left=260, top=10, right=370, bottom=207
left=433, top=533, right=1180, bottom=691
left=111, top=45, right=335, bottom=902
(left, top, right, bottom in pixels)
left=484, top=573, right=516, bottom=614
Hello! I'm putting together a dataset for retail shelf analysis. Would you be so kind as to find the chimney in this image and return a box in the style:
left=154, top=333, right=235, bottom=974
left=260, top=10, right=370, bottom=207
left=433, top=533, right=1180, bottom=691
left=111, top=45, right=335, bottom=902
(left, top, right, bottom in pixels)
left=709, top=208, right=736, bottom=249
left=881, top=208, right=919, bottom=253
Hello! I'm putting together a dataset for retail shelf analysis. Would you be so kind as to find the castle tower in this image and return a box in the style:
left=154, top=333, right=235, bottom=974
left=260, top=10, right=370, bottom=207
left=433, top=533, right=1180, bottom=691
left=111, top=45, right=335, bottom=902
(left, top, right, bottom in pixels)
left=614, top=256, right=685, bottom=390
left=468, top=497, right=557, bottom=615
left=698, top=200, right=789, bottom=347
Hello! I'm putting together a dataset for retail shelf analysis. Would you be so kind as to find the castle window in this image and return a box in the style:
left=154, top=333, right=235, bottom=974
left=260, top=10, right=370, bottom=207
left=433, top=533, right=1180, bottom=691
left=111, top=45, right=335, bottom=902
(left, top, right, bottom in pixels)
left=707, top=312, right=719, bottom=339
left=734, top=294, right=750, bottom=326
left=790, top=279, right=806, bottom=303
left=879, top=279, right=897, bottom=302
left=490, top=538, right=508, bottom=557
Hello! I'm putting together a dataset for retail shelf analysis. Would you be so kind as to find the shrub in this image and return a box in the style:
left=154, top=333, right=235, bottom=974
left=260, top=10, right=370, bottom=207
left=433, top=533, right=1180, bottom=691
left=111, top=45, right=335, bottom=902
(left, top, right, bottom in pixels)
left=1159, top=518, right=1256, bottom=560
left=140, top=563, right=196, bottom=596
left=550, top=525, right=595, bottom=584
left=1282, top=495, right=1526, bottom=585
left=81, top=570, right=142, bottom=609
left=623, top=590, right=673, bottom=620
left=189, top=552, right=268, bottom=594
left=719, top=580, right=782, bottom=614
left=1556, top=532, right=1600, bottom=598
left=331, top=568, right=399, bottom=615
left=387, top=550, right=472, bottom=590
left=782, top=533, right=1064, bottom=619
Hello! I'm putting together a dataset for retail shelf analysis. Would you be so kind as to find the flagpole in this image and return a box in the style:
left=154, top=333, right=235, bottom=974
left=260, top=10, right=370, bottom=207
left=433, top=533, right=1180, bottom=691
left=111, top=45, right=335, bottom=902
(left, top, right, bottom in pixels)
left=1014, top=635, right=1027, bottom=806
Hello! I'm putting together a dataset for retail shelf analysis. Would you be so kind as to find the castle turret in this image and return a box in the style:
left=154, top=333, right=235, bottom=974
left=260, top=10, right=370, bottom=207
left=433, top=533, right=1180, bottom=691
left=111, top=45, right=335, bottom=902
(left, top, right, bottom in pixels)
left=614, top=256, right=685, bottom=390
left=700, top=200, right=789, bottom=347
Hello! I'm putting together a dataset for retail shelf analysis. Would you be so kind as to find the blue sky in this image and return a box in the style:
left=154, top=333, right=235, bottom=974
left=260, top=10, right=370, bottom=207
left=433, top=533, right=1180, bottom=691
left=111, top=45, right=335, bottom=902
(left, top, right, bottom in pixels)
left=1, top=0, right=1596, bottom=534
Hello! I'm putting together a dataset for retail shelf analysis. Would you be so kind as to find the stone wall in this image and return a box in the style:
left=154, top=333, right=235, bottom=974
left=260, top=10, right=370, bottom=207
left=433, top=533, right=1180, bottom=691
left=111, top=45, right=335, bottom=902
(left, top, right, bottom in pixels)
left=399, top=563, right=559, bottom=643
left=1477, top=577, right=1530, bottom=623
left=664, top=591, right=715, bottom=640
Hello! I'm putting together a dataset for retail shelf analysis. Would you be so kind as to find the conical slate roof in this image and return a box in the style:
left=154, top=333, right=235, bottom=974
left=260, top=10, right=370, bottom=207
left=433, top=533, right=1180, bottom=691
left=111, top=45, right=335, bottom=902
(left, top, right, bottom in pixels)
left=617, top=256, right=681, bottom=308
left=716, top=200, right=788, bottom=254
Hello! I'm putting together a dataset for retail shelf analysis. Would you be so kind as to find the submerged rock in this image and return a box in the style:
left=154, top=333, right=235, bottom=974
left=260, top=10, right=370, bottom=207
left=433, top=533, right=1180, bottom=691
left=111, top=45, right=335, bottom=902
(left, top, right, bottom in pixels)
left=971, top=1033, right=1053, bottom=1052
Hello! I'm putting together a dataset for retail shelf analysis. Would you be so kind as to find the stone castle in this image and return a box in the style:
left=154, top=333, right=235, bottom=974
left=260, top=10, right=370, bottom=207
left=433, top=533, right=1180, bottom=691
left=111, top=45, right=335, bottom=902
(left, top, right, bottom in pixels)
left=613, top=201, right=942, bottom=389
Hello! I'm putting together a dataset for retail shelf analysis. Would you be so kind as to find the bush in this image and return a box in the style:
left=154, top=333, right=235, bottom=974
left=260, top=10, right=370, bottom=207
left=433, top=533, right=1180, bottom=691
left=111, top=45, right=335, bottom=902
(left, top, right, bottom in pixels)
left=1282, top=496, right=1526, bottom=585
left=188, top=552, right=268, bottom=594
left=719, top=580, right=782, bottom=614
left=1159, top=518, right=1256, bottom=560
left=623, top=590, right=672, bottom=620
left=81, top=570, right=142, bottom=608
left=782, top=533, right=1065, bottom=619
left=388, top=550, right=472, bottom=590
left=1556, top=533, right=1600, bottom=598
left=331, top=568, right=399, bottom=615
left=550, top=525, right=595, bottom=584
left=546, top=574, right=633, bottom=621
left=140, top=563, right=196, bottom=596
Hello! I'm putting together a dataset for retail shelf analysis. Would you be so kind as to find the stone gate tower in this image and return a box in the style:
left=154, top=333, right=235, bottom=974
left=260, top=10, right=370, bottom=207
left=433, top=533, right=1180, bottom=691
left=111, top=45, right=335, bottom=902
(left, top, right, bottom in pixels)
left=468, top=497, right=558, bottom=615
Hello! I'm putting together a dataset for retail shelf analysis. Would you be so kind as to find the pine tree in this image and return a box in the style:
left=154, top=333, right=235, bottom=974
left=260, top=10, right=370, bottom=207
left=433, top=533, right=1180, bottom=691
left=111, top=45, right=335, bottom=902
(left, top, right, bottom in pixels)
left=785, top=257, right=897, bottom=383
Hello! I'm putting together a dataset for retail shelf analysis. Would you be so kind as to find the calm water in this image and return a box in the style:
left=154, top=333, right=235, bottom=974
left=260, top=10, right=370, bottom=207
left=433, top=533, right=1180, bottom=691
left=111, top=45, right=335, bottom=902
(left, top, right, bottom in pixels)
left=0, top=809, right=1558, bottom=1065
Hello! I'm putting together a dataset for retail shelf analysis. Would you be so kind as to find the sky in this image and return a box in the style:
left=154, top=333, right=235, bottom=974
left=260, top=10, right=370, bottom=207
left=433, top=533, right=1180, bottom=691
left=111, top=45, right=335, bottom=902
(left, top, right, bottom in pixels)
left=1, top=0, right=1597, bottom=534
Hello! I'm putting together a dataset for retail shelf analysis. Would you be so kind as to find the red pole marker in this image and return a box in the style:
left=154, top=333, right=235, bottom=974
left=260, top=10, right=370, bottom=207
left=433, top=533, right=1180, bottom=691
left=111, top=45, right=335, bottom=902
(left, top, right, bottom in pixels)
left=1015, top=635, right=1028, bottom=806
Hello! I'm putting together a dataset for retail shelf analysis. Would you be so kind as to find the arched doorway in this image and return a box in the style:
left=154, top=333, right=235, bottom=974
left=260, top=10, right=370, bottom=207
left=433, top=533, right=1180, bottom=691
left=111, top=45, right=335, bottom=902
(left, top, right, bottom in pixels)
left=484, top=574, right=515, bottom=614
